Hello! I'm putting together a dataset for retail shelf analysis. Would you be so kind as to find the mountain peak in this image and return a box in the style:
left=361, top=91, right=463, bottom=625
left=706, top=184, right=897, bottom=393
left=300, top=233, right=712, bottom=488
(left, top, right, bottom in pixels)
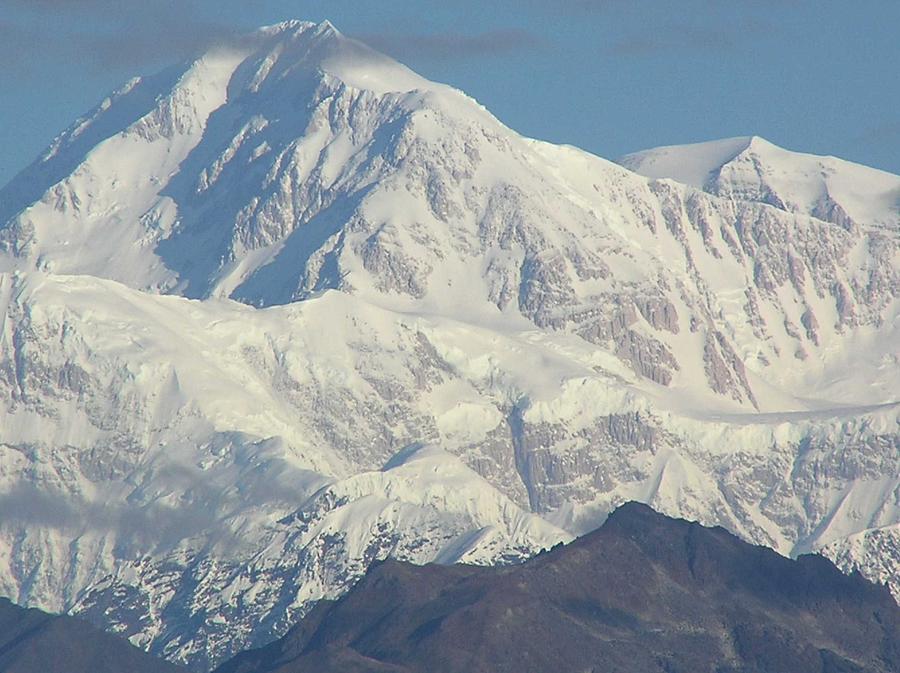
left=602, top=500, right=661, bottom=526
left=251, top=19, right=338, bottom=40
left=580, top=501, right=699, bottom=550
left=744, top=134, right=774, bottom=150
left=315, top=18, right=339, bottom=35
left=239, top=18, right=433, bottom=96
left=617, top=136, right=756, bottom=188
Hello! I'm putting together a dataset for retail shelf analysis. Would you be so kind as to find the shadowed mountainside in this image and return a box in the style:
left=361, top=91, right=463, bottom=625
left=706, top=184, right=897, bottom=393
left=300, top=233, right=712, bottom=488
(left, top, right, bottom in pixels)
left=215, top=502, right=900, bottom=673
left=0, top=596, right=183, bottom=673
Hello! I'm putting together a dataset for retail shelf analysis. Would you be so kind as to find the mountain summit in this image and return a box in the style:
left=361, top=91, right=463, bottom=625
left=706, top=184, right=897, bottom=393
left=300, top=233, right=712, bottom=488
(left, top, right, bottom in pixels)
left=0, top=20, right=475, bottom=303
left=0, top=19, right=898, bottom=671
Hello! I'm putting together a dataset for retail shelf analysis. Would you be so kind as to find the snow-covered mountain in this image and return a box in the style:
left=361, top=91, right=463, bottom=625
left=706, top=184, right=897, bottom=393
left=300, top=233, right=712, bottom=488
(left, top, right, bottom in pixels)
left=1, top=19, right=898, bottom=670
left=619, top=135, right=900, bottom=232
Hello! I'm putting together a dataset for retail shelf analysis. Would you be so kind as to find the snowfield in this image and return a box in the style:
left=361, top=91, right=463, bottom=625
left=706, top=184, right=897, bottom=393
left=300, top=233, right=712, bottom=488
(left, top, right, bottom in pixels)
left=0, top=20, right=898, bottom=670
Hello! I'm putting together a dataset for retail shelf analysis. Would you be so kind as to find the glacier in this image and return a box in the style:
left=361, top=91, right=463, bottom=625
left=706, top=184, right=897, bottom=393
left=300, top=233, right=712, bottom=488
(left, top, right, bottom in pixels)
left=0, top=19, right=897, bottom=670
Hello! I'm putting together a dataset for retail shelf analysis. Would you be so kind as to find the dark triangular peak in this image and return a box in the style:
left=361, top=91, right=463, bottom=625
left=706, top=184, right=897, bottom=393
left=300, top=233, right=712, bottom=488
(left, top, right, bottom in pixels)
left=577, top=501, right=894, bottom=609
left=215, top=503, right=900, bottom=673
left=0, top=597, right=181, bottom=673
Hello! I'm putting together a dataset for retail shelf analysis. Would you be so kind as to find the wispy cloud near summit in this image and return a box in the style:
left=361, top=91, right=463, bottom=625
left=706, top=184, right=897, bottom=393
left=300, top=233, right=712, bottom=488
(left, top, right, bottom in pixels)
left=358, top=29, right=544, bottom=62
left=608, top=17, right=773, bottom=57
left=0, top=0, right=244, bottom=75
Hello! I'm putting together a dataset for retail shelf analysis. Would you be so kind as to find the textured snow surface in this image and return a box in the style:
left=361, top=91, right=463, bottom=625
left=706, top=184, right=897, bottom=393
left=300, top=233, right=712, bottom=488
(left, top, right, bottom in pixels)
left=0, top=19, right=898, bottom=671
left=619, top=135, right=900, bottom=230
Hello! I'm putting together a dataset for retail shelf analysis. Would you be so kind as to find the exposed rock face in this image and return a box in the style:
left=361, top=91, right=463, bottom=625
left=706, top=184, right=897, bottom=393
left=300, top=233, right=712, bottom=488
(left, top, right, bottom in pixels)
left=0, top=20, right=898, bottom=672
left=821, top=525, right=900, bottom=599
left=213, top=503, right=900, bottom=673
left=4, top=28, right=898, bottom=407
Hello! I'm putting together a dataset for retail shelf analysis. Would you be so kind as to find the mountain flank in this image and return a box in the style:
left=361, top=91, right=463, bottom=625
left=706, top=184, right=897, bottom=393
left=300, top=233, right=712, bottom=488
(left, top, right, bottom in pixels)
left=0, top=596, right=182, bottom=673
left=214, top=502, right=900, bottom=673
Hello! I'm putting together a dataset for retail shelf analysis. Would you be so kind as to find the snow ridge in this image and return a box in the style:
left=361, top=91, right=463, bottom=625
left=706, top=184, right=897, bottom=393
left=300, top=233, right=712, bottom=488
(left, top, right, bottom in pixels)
left=0, top=19, right=898, bottom=671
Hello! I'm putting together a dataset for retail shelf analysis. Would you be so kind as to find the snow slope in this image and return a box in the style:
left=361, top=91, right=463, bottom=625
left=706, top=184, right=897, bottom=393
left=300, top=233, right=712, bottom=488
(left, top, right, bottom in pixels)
left=0, top=19, right=898, bottom=670
left=619, top=135, right=900, bottom=231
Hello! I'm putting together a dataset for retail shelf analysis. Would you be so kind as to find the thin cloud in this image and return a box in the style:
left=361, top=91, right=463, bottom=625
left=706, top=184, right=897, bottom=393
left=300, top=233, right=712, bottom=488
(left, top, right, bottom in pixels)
left=0, top=0, right=109, bottom=5
left=358, top=29, right=544, bottom=62
left=517, top=0, right=624, bottom=12
left=609, top=17, right=772, bottom=57
left=857, top=120, right=900, bottom=146
left=610, top=28, right=734, bottom=57
left=69, top=21, right=246, bottom=71
left=0, top=20, right=36, bottom=70
left=0, top=0, right=191, bottom=14
left=539, top=0, right=791, bottom=12
left=1, top=3, right=544, bottom=73
left=0, top=481, right=229, bottom=541
left=522, top=0, right=777, bottom=56
left=0, top=2, right=247, bottom=75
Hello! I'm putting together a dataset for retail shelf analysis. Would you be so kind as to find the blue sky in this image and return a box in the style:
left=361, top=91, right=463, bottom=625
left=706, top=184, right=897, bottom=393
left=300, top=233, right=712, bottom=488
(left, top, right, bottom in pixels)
left=1, top=1, right=898, bottom=186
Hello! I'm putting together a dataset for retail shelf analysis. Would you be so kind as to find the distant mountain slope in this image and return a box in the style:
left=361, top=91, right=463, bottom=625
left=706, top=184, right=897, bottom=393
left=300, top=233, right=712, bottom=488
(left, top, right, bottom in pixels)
left=0, top=18, right=898, bottom=671
left=618, top=135, right=900, bottom=231
left=0, top=596, right=181, bottom=673
left=2, top=24, right=897, bottom=404
left=214, top=503, right=900, bottom=673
